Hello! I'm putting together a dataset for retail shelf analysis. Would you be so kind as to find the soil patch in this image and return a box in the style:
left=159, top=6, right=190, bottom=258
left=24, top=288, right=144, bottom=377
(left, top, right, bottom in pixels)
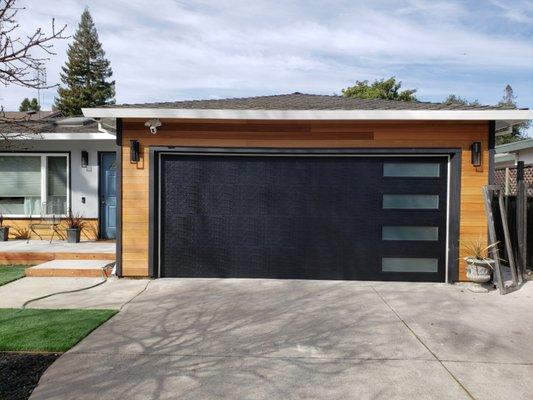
left=0, top=352, right=60, bottom=400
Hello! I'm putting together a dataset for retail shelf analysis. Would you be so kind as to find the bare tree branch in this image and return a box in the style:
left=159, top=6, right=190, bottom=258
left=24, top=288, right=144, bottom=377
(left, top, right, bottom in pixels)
left=0, top=105, right=45, bottom=147
left=0, top=0, right=68, bottom=89
left=0, top=0, right=68, bottom=146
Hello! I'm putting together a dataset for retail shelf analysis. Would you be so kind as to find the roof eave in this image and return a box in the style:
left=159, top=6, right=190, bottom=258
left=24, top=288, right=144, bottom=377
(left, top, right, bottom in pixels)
left=82, top=107, right=533, bottom=122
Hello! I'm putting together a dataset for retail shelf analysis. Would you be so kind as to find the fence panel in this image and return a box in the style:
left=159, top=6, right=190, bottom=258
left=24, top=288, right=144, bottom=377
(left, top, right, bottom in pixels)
left=493, top=196, right=533, bottom=268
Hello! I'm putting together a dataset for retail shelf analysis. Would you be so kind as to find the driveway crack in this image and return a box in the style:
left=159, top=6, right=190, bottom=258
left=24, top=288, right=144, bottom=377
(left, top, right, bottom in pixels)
left=119, top=279, right=151, bottom=311
left=370, top=285, right=477, bottom=400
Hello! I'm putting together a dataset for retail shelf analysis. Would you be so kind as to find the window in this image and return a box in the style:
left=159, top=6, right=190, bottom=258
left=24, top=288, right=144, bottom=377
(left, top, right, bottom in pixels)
left=382, top=258, right=438, bottom=273
left=382, top=226, right=439, bottom=241
left=0, top=154, right=69, bottom=216
left=383, top=194, right=439, bottom=209
left=383, top=163, right=440, bottom=177
left=47, top=157, right=68, bottom=214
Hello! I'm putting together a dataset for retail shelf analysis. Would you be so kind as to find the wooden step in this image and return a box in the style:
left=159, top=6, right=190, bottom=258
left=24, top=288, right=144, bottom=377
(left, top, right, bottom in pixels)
left=25, top=260, right=115, bottom=278
left=0, top=252, right=115, bottom=265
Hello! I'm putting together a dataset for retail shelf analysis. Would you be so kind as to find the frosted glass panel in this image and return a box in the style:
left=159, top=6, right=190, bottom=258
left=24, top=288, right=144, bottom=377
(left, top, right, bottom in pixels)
left=383, top=163, right=440, bottom=177
left=382, top=258, right=438, bottom=272
left=383, top=194, right=439, bottom=209
left=382, top=226, right=438, bottom=241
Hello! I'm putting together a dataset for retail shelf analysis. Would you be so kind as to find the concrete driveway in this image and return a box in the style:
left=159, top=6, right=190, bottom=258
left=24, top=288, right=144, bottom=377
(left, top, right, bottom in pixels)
left=31, top=279, right=533, bottom=400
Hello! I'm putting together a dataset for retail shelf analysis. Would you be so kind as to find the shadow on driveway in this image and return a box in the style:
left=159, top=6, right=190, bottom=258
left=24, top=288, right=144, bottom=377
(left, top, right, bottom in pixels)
left=30, top=279, right=533, bottom=400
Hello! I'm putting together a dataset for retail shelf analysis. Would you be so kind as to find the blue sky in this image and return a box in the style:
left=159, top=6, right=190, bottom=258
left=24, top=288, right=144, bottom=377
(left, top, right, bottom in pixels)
left=2, top=0, right=532, bottom=117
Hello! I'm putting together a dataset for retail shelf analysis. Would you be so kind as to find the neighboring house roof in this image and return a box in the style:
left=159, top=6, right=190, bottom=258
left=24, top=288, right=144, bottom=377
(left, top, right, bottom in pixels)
left=99, top=93, right=515, bottom=110
left=495, top=137, right=533, bottom=153
left=1, top=110, right=62, bottom=120
left=0, top=113, right=116, bottom=135
left=495, top=138, right=533, bottom=169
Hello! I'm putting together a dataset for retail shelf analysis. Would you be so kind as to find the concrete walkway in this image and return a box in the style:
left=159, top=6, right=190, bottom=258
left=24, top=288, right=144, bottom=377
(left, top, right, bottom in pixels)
left=28, top=279, right=533, bottom=400
left=0, top=276, right=149, bottom=309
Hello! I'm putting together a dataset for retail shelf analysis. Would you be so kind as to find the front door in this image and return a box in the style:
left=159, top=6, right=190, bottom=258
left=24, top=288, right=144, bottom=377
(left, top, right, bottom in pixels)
left=99, top=152, right=117, bottom=239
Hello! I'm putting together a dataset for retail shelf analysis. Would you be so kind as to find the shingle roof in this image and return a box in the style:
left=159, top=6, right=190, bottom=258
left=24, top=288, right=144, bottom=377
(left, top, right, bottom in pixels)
left=107, top=93, right=515, bottom=111
left=1, top=111, right=62, bottom=120
left=0, top=114, right=115, bottom=134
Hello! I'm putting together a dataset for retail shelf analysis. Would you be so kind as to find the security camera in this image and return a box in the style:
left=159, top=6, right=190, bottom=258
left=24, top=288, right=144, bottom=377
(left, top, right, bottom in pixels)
left=144, top=119, right=162, bottom=134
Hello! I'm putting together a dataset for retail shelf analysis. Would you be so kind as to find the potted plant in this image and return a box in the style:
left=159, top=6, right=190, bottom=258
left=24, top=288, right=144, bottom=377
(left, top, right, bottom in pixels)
left=65, top=210, right=85, bottom=243
left=0, top=214, right=9, bottom=241
left=462, top=239, right=498, bottom=293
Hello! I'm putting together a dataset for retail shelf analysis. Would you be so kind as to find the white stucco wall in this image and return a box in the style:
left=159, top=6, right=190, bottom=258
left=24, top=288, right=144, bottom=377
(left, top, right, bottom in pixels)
left=516, top=148, right=533, bottom=166
left=4, top=139, right=117, bottom=218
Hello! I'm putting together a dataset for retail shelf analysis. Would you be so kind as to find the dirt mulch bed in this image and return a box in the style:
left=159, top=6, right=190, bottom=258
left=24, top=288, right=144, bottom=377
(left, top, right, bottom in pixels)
left=0, top=352, right=60, bottom=400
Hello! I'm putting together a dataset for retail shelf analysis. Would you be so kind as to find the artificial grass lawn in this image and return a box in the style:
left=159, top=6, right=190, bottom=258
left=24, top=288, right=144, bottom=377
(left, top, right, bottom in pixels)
left=0, top=308, right=117, bottom=352
left=0, top=265, right=26, bottom=286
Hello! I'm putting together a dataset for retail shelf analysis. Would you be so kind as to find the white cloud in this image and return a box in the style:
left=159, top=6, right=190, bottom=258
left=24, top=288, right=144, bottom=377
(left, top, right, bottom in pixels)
left=489, top=0, right=533, bottom=24
left=1, top=0, right=532, bottom=111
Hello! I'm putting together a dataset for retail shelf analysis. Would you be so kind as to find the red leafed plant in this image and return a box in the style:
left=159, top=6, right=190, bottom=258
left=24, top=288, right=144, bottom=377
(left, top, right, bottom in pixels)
left=65, top=210, right=85, bottom=230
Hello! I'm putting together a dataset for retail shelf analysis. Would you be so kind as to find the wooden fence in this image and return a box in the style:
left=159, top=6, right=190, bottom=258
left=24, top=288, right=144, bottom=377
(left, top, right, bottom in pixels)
left=493, top=196, right=533, bottom=268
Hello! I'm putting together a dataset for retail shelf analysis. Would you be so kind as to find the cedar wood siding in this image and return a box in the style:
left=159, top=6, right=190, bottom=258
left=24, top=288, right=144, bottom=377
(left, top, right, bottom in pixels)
left=120, top=119, right=490, bottom=281
left=2, top=218, right=100, bottom=241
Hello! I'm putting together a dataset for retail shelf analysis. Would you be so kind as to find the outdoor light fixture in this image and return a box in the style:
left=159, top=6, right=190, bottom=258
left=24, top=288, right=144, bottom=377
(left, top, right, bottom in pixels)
left=471, top=142, right=482, bottom=167
left=81, top=151, right=89, bottom=168
left=130, top=140, right=140, bottom=163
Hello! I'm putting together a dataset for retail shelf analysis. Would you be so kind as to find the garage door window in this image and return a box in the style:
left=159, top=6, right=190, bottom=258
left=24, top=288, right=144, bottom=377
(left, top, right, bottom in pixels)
left=383, top=163, right=440, bottom=177
left=382, top=226, right=438, bottom=241
left=382, top=258, right=438, bottom=273
left=383, top=194, right=439, bottom=209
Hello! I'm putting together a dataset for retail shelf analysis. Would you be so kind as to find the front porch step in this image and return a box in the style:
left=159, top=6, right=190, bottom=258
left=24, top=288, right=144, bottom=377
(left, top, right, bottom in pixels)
left=25, top=260, right=115, bottom=278
left=0, top=252, right=115, bottom=265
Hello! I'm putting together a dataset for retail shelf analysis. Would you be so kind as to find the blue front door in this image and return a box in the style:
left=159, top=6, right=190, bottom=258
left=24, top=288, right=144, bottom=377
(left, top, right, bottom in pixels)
left=100, top=152, right=117, bottom=239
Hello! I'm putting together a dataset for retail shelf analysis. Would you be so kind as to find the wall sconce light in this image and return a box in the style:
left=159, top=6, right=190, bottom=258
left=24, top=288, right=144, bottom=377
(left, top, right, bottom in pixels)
left=81, top=151, right=89, bottom=168
left=471, top=142, right=482, bottom=167
left=130, top=140, right=140, bottom=163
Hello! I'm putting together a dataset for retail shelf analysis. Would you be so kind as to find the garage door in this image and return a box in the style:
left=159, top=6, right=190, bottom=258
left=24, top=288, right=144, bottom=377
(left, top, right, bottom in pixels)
left=157, top=153, right=448, bottom=282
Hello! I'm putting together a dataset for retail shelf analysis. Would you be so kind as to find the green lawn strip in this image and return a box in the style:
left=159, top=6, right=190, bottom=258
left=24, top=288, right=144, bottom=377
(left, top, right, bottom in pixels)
left=0, top=265, right=27, bottom=286
left=0, top=308, right=118, bottom=352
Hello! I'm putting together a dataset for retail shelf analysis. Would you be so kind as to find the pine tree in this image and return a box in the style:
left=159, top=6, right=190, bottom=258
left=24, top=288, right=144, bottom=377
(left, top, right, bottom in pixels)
left=496, top=84, right=530, bottom=145
left=499, top=84, right=516, bottom=107
left=19, top=98, right=30, bottom=111
left=19, top=97, right=41, bottom=112
left=54, top=8, right=115, bottom=116
left=29, top=98, right=40, bottom=111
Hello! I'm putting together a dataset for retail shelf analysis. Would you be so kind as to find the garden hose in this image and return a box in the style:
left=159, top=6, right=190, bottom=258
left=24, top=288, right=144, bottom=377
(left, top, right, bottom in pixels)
left=20, top=261, right=115, bottom=310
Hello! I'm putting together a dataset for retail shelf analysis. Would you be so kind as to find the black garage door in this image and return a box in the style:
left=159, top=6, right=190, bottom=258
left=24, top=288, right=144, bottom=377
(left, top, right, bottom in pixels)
left=157, top=153, right=448, bottom=282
